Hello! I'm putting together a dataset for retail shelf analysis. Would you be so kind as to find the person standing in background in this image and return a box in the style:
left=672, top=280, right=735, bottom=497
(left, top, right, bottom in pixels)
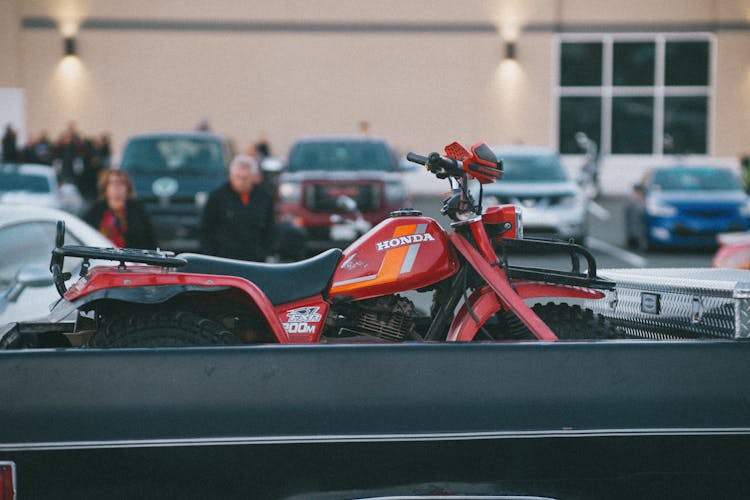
left=2, top=124, right=18, bottom=162
left=84, top=169, right=156, bottom=249
left=77, top=133, right=111, bottom=204
left=22, top=131, right=54, bottom=165
left=54, top=123, right=83, bottom=184
left=200, top=155, right=275, bottom=261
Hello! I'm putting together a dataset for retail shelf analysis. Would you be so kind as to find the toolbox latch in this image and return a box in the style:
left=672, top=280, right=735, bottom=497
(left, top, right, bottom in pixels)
left=690, top=296, right=704, bottom=324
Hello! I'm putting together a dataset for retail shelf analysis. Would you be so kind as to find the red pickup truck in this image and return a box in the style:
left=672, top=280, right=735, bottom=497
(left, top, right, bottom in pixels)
left=275, top=135, right=412, bottom=258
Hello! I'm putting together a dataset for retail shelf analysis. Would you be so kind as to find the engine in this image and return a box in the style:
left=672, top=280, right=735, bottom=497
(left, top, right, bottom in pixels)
left=332, top=295, right=420, bottom=342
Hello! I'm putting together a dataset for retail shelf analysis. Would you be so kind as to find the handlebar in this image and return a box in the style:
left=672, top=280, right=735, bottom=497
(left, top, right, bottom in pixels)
left=407, top=150, right=478, bottom=221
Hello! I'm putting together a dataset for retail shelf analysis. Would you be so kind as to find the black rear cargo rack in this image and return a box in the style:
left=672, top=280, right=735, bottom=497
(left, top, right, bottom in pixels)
left=50, top=221, right=186, bottom=296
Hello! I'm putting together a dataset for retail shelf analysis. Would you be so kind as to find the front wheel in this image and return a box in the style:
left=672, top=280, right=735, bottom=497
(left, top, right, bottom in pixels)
left=87, top=311, right=242, bottom=348
left=486, top=303, right=621, bottom=341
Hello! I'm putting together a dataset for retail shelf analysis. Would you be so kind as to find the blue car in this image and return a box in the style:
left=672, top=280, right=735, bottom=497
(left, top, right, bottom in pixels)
left=625, top=165, right=750, bottom=250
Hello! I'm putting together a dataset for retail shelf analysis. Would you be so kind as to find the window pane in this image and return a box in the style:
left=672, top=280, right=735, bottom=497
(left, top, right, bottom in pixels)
left=665, top=41, right=709, bottom=86
left=560, top=42, right=602, bottom=86
left=559, top=97, right=601, bottom=154
left=664, top=96, right=707, bottom=154
left=613, top=42, right=655, bottom=86
left=612, top=97, right=654, bottom=154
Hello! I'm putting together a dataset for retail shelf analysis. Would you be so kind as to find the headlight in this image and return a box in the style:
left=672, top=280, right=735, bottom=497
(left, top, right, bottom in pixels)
left=646, top=198, right=677, bottom=217
left=740, top=200, right=750, bottom=217
left=194, top=191, right=208, bottom=207
left=385, top=181, right=408, bottom=202
left=278, top=182, right=301, bottom=202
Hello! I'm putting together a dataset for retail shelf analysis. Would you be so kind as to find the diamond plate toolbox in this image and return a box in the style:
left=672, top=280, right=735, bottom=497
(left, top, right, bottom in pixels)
left=584, top=268, right=750, bottom=339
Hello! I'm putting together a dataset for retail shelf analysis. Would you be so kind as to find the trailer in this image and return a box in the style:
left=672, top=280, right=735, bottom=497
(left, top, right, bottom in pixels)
left=2, top=306, right=750, bottom=498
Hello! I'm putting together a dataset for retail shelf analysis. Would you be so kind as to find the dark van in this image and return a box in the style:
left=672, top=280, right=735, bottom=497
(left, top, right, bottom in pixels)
left=119, top=131, right=231, bottom=251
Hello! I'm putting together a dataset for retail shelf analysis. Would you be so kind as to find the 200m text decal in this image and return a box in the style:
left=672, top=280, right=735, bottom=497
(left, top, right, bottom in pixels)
left=283, top=306, right=322, bottom=334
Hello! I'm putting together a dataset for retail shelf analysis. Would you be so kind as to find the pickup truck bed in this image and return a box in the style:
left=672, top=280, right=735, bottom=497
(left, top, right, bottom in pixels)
left=2, top=339, right=749, bottom=499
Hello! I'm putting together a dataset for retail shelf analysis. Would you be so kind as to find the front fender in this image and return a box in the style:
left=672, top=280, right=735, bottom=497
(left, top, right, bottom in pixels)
left=512, top=280, right=606, bottom=302
left=447, top=282, right=605, bottom=342
left=447, top=287, right=501, bottom=342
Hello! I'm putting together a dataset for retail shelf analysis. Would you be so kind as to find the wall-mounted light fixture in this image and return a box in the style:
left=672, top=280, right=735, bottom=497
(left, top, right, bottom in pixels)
left=63, top=37, right=77, bottom=57
left=504, top=41, right=516, bottom=60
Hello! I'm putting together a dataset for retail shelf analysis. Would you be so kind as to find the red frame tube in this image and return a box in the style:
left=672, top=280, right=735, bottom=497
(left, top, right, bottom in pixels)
left=449, top=231, right=558, bottom=341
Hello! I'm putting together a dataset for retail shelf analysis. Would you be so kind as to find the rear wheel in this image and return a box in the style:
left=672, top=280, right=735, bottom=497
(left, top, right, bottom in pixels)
left=87, top=311, right=242, bottom=348
left=486, top=303, right=621, bottom=341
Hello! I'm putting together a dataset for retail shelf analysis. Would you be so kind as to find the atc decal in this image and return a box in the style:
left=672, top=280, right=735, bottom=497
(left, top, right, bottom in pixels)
left=283, top=306, right=323, bottom=334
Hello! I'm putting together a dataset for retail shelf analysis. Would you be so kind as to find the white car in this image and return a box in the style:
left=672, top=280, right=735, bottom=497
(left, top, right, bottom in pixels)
left=476, top=145, right=588, bottom=244
left=0, top=204, right=112, bottom=325
left=0, top=163, right=84, bottom=215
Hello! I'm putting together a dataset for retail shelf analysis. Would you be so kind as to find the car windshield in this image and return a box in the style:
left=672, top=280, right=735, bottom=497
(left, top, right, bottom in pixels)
left=0, top=171, right=50, bottom=193
left=651, top=168, right=743, bottom=191
left=121, top=137, right=226, bottom=175
left=495, top=154, right=568, bottom=182
left=287, top=141, right=394, bottom=172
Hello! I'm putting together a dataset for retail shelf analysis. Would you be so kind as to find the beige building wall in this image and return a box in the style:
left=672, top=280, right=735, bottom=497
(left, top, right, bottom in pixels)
left=0, top=0, right=21, bottom=86
left=2, top=0, right=750, bottom=193
left=15, top=0, right=524, bottom=156
left=715, top=31, right=750, bottom=157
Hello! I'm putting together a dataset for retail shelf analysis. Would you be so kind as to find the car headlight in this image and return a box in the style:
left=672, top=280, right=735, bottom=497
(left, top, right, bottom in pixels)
left=194, top=191, right=208, bottom=207
left=278, top=182, right=301, bottom=202
left=740, top=199, right=750, bottom=217
left=646, top=198, right=677, bottom=217
left=385, top=181, right=408, bottom=202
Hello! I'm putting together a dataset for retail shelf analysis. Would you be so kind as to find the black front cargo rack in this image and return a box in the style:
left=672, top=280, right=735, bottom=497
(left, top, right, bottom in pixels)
left=498, top=237, right=615, bottom=290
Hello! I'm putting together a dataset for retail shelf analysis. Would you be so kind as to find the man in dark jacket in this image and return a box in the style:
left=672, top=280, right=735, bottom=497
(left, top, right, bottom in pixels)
left=200, top=155, right=275, bottom=261
left=2, top=124, right=18, bottom=162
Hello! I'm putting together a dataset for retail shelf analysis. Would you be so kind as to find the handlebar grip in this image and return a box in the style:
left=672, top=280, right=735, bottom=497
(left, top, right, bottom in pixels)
left=406, top=152, right=429, bottom=166
left=427, top=152, right=461, bottom=176
left=407, top=151, right=462, bottom=178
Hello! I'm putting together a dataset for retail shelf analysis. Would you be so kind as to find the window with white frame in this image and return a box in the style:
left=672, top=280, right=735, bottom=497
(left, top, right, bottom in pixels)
left=557, top=34, right=713, bottom=156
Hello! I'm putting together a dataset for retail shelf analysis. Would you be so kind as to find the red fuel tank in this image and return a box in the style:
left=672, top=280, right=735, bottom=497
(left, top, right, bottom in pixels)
left=329, top=215, right=460, bottom=301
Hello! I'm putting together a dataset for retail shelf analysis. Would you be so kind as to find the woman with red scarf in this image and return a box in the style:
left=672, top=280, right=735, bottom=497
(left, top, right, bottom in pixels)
left=84, top=170, right=156, bottom=249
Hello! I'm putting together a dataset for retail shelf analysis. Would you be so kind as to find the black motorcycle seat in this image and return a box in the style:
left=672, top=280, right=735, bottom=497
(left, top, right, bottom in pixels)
left=176, top=248, right=343, bottom=305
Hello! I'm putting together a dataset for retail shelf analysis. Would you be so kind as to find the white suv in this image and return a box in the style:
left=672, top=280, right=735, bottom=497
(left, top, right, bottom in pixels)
left=477, top=145, right=588, bottom=244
